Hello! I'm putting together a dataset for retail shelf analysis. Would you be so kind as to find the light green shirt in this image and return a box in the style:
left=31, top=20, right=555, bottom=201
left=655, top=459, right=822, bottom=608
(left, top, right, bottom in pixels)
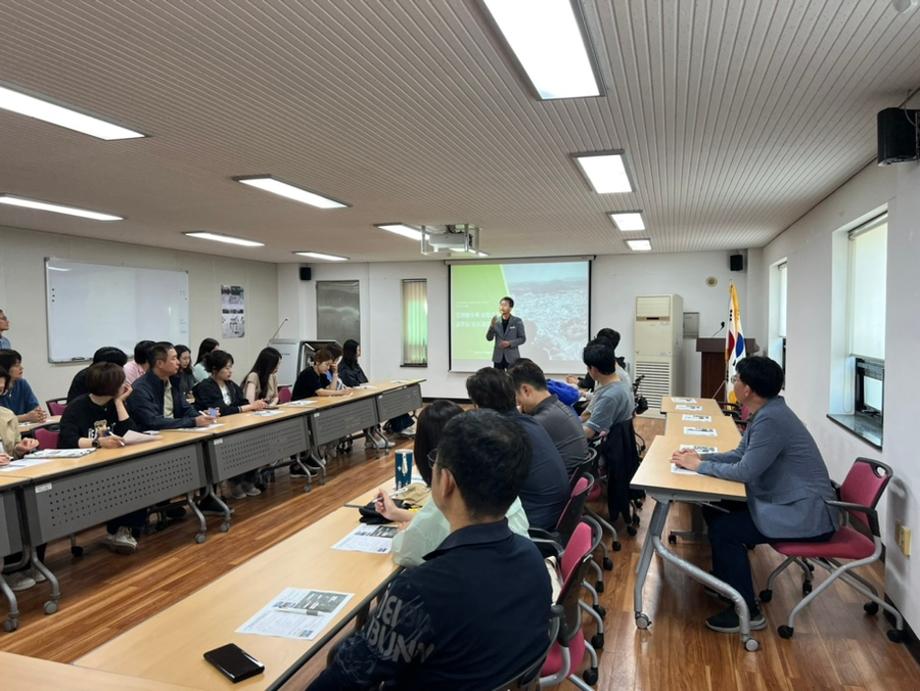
left=192, top=362, right=209, bottom=384
left=390, top=497, right=530, bottom=567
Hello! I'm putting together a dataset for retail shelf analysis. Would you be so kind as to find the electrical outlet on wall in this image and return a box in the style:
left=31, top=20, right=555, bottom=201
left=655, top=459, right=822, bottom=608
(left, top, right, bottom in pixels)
left=895, top=522, right=912, bottom=557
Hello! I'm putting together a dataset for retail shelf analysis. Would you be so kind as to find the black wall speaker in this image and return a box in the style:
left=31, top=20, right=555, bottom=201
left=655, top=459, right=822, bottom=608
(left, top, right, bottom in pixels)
left=299, top=266, right=312, bottom=281
left=878, top=107, right=919, bottom=165
left=729, top=254, right=744, bottom=272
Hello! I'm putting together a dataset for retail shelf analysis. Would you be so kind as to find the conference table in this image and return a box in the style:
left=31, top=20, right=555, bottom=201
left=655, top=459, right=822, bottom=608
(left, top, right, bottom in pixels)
left=0, top=651, right=200, bottom=690
left=630, top=399, right=759, bottom=650
left=17, top=415, right=61, bottom=434
left=0, top=379, right=423, bottom=632
left=75, top=488, right=401, bottom=690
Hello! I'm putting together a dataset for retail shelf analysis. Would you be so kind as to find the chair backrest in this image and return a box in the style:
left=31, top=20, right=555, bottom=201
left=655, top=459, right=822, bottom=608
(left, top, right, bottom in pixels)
left=34, top=428, right=59, bottom=450
left=278, top=386, right=292, bottom=404
left=556, top=522, right=595, bottom=643
left=554, top=475, right=594, bottom=547
left=838, top=458, right=893, bottom=529
left=46, top=398, right=67, bottom=416
left=568, top=447, right=597, bottom=490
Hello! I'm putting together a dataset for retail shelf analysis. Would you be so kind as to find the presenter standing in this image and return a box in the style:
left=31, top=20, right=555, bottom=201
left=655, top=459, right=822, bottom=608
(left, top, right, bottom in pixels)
left=486, top=296, right=526, bottom=370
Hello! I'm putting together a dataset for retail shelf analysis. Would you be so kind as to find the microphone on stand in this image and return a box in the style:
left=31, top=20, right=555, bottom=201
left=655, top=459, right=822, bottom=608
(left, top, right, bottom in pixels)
left=711, top=321, right=726, bottom=337
left=268, top=317, right=289, bottom=345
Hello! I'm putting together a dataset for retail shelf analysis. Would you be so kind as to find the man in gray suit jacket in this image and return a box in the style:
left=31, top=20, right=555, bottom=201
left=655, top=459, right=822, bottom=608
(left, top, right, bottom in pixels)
left=486, top=296, right=526, bottom=369
left=673, top=356, right=837, bottom=633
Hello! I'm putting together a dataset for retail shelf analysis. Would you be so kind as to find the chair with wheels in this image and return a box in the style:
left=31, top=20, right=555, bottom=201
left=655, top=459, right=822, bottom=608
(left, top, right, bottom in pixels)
left=278, top=386, right=292, bottom=404
left=45, top=398, right=67, bottom=416
left=758, top=458, right=904, bottom=641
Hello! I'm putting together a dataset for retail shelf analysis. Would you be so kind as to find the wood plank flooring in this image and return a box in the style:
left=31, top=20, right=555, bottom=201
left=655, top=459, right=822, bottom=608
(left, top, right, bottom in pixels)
left=1, top=420, right=917, bottom=690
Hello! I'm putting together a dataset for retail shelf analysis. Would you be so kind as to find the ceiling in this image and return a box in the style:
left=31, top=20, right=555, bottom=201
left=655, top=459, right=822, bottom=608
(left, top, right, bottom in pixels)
left=1, top=0, right=919, bottom=263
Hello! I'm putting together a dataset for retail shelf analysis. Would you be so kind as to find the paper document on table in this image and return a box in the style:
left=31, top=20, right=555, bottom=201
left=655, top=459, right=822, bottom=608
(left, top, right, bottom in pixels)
left=21, top=448, right=94, bottom=459
left=332, top=524, right=398, bottom=554
left=684, top=427, right=717, bottom=437
left=122, top=430, right=158, bottom=445
left=0, top=456, right=59, bottom=471
left=681, top=414, right=712, bottom=422
left=675, top=404, right=703, bottom=411
left=353, top=384, right=377, bottom=390
left=671, top=463, right=699, bottom=476
left=284, top=400, right=316, bottom=407
left=679, top=444, right=719, bottom=454
left=671, top=397, right=697, bottom=403
left=237, top=588, right=353, bottom=641
left=253, top=410, right=284, bottom=417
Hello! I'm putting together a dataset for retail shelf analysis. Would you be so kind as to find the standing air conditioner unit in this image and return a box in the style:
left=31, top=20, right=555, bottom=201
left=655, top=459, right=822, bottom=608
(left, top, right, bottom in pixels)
left=634, top=295, right=683, bottom=417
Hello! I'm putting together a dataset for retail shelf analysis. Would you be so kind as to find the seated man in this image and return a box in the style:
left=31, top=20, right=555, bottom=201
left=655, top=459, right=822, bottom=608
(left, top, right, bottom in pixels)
left=0, top=349, right=46, bottom=423
left=127, top=342, right=214, bottom=430
left=580, top=341, right=633, bottom=440
left=309, top=409, right=551, bottom=690
left=67, top=346, right=128, bottom=403
left=510, top=359, right=588, bottom=474
left=466, top=367, right=569, bottom=531
left=673, top=356, right=837, bottom=633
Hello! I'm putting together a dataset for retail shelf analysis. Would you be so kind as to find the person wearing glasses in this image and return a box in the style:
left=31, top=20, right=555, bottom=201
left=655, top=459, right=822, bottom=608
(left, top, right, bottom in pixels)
left=373, top=400, right=529, bottom=567
left=310, top=409, right=550, bottom=690
left=673, top=356, right=837, bottom=634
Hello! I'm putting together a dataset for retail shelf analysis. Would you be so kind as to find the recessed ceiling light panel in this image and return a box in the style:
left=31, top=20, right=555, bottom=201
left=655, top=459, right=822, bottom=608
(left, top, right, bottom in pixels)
left=573, top=152, right=633, bottom=193
left=626, top=238, right=652, bottom=252
left=608, top=211, right=645, bottom=231
left=0, top=193, right=123, bottom=221
left=184, top=231, right=264, bottom=247
left=235, top=175, right=348, bottom=209
left=294, top=251, right=349, bottom=262
left=375, top=223, right=423, bottom=241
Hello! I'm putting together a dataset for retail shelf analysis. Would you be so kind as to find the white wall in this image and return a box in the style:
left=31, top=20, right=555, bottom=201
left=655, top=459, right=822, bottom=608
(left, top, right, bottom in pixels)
left=0, top=224, right=279, bottom=399
left=278, top=250, right=759, bottom=400
left=756, top=159, right=920, bottom=632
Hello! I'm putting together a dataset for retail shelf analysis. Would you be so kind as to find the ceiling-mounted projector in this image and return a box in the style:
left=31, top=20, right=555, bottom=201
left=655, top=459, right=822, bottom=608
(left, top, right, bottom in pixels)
left=421, top=224, right=481, bottom=255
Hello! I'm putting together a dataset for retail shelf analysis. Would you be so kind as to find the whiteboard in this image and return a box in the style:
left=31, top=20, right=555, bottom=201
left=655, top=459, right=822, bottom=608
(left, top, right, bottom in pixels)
left=45, top=258, right=190, bottom=363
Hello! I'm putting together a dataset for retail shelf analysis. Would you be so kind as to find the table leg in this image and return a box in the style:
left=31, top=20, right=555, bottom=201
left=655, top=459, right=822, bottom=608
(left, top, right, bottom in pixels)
left=307, top=441, right=327, bottom=485
left=649, top=533, right=759, bottom=651
left=30, top=544, right=60, bottom=615
left=0, top=574, right=20, bottom=631
left=634, top=499, right=670, bottom=629
left=205, top=484, right=232, bottom=534
left=668, top=503, right=707, bottom=543
left=187, top=492, right=208, bottom=544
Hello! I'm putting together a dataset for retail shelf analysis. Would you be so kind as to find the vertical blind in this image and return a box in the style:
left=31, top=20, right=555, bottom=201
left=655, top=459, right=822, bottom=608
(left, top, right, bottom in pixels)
left=401, top=279, right=428, bottom=365
left=847, top=217, right=887, bottom=360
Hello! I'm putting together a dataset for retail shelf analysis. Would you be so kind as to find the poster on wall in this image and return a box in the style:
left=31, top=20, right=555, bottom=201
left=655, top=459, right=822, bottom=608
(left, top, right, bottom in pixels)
left=221, top=284, right=245, bottom=338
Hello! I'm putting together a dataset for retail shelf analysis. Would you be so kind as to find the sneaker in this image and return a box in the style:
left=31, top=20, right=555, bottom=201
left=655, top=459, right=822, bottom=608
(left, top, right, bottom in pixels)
left=398, top=424, right=417, bottom=438
left=705, top=604, right=767, bottom=633
left=228, top=483, right=247, bottom=500
left=240, top=481, right=261, bottom=497
left=289, top=463, right=309, bottom=476
left=105, top=527, right=138, bottom=554
left=5, top=571, right=36, bottom=592
left=31, top=567, right=47, bottom=584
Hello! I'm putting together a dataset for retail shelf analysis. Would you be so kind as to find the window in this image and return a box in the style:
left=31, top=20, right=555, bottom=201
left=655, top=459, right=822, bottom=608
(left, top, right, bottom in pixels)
left=847, top=215, right=887, bottom=423
left=401, top=279, right=428, bottom=366
left=768, top=259, right=788, bottom=372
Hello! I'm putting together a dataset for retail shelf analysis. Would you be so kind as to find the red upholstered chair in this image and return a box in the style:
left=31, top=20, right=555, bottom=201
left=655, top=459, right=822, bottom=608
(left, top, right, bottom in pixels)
left=278, top=386, right=292, bottom=404
left=759, top=458, right=905, bottom=641
left=34, top=428, right=59, bottom=450
left=539, top=521, right=600, bottom=690
left=46, top=398, right=67, bottom=416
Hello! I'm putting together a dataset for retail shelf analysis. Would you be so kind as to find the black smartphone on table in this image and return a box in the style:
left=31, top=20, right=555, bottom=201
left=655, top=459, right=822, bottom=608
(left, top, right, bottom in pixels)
left=203, top=643, right=265, bottom=683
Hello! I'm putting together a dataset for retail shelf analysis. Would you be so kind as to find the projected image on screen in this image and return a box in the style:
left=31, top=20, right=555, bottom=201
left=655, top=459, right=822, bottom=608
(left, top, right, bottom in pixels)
left=450, top=261, right=590, bottom=372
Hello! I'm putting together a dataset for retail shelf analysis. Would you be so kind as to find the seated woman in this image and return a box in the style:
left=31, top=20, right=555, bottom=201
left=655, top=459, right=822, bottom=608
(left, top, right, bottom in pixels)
left=175, top=344, right=196, bottom=404
left=193, top=350, right=268, bottom=499
left=338, top=339, right=391, bottom=450
left=292, top=348, right=350, bottom=400
left=59, top=362, right=146, bottom=554
left=0, top=365, right=41, bottom=590
left=374, top=401, right=530, bottom=567
left=242, top=347, right=282, bottom=406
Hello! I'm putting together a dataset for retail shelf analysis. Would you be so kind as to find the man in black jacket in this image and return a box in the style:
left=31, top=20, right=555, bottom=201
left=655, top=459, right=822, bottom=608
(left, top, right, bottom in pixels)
left=127, top=342, right=214, bottom=430
left=309, top=410, right=551, bottom=690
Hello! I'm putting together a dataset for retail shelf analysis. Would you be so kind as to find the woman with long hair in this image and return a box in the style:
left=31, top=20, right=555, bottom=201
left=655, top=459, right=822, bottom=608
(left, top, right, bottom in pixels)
left=192, top=337, right=219, bottom=383
left=242, top=347, right=281, bottom=405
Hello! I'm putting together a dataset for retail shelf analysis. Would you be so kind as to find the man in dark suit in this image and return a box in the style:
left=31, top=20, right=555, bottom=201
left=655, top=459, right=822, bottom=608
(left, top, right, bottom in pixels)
left=486, top=296, right=526, bottom=369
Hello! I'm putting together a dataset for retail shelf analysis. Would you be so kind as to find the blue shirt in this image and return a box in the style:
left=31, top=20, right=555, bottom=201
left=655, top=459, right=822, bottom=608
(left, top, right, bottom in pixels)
left=309, top=521, right=551, bottom=690
left=0, top=336, right=10, bottom=350
left=0, top=378, right=39, bottom=415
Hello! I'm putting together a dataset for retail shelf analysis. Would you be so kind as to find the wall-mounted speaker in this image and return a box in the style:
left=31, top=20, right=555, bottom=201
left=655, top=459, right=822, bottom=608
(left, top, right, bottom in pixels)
left=299, top=266, right=312, bottom=281
left=878, top=107, right=919, bottom=165
left=729, top=254, right=744, bottom=272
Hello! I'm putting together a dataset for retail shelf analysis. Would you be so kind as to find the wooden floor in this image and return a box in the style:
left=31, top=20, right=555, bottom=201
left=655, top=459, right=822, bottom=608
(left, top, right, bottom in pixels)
left=1, top=419, right=918, bottom=690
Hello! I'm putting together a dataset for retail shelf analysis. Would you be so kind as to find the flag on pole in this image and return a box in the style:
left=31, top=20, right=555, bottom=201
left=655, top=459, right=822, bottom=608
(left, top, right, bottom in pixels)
left=725, top=282, right=745, bottom=403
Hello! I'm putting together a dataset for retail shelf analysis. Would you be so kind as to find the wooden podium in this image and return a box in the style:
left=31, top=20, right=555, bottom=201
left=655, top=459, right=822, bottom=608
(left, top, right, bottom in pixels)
left=696, top=338, right=758, bottom=399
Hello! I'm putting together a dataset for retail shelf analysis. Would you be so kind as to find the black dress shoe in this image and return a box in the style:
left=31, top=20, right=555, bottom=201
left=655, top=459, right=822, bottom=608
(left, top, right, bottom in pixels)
left=705, top=604, right=767, bottom=633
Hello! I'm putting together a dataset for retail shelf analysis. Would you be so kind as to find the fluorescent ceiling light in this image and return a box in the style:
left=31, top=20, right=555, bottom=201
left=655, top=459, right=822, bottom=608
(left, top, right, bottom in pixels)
left=376, top=223, right=423, bottom=241
left=184, top=231, right=264, bottom=247
left=0, top=194, right=123, bottom=221
left=574, top=153, right=632, bottom=193
left=609, top=211, right=645, bottom=231
left=236, top=175, right=347, bottom=209
left=482, top=0, right=601, bottom=99
left=626, top=238, right=652, bottom=252
left=0, top=83, right=145, bottom=140
left=294, top=251, right=349, bottom=262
